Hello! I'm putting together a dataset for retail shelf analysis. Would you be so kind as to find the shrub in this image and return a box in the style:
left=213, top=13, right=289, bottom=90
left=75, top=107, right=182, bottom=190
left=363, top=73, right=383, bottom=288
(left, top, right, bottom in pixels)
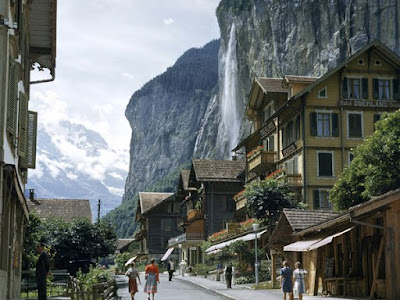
left=76, top=266, right=113, bottom=289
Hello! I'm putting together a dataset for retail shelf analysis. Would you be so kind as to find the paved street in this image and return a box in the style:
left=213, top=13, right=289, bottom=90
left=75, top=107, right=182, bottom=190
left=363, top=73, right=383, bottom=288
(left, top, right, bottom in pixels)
left=116, top=273, right=371, bottom=300
left=115, top=274, right=228, bottom=300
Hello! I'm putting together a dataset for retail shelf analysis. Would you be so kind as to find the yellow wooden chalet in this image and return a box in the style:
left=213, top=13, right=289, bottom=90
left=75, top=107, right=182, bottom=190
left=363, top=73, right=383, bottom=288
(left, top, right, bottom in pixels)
left=234, top=40, right=400, bottom=210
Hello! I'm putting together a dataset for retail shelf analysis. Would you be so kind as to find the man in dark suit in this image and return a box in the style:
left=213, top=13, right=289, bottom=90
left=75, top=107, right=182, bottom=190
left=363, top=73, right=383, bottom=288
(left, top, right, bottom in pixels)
left=36, top=242, right=50, bottom=300
left=167, top=259, right=175, bottom=281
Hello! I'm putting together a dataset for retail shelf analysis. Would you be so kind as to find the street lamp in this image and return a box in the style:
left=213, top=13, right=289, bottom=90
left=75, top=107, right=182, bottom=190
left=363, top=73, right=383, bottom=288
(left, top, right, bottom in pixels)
left=252, top=223, right=260, bottom=286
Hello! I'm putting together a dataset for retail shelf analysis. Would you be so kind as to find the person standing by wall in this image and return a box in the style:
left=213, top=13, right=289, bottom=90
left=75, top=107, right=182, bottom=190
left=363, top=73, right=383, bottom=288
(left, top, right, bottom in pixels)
left=125, top=262, right=141, bottom=300
left=280, top=260, right=293, bottom=300
left=36, top=242, right=50, bottom=300
left=144, top=258, right=160, bottom=300
left=167, top=259, right=175, bottom=281
left=224, top=262, right=234, bottom=289
left=293, top=261, right=307, bottom=300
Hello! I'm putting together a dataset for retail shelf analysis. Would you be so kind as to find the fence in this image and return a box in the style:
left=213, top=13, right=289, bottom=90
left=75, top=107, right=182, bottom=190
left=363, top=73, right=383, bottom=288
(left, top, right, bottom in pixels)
left=21, top=269, right=70, bottom=299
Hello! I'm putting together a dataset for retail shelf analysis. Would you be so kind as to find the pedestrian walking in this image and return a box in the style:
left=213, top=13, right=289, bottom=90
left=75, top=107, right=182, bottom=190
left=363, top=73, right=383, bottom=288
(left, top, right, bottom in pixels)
left=36, top=241, right=50, bottom=300
left=280, top=260, right=293, bottom=300
left=224, top=262, right=234, bottom=288
left=125, top=262, right=141, bottom=300
left=167, top=259, right=175, bottom=281
left=293, top=261, right=307, bottom=300
left=179, top=259, right=187, bottom=276
left=144, top=258, right=160, bottom=300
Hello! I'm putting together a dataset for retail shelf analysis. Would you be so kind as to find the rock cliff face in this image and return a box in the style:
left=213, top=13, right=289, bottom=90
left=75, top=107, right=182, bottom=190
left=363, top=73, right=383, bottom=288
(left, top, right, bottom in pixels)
left=114, top=0, right=400, bottom=236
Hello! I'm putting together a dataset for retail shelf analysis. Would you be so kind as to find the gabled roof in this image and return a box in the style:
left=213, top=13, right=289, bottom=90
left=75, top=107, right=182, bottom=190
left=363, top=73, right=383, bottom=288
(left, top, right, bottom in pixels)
left=29, top=0, right=57, bottom=78
left=256, top=78, right=288, bottom=93
left=191, top=159, right=245, bottom=182
left=292, top=40, right=400, bottom=102
left=139, top=192, right=174, bottom=215
left=297, top=188, right=400, bottom=236
left=28, top=199, right=92, bottom=222
left=283, top=209, right=340, bottom=232
left=180, top=170, right=195, bottom=191
left=284, top=75, right=319, bottom=84
left=117, top=239, right=135, bottom=251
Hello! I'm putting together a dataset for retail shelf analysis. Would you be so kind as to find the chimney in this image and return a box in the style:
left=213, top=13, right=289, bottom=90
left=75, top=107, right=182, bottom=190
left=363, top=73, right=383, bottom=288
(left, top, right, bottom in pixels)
left=29, top=189, right=35, bottom=201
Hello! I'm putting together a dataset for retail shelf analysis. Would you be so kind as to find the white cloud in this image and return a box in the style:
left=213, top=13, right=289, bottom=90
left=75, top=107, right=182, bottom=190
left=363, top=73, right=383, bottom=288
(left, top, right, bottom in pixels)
left=163, top=18, right=175, bottom=25
left=122, top=73, right=135, bottom=80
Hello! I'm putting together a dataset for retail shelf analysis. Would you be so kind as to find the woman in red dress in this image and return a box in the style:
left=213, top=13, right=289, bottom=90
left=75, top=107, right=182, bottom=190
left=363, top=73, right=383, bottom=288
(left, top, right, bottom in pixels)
left=144, top=258, right=160, bottom=300
left=125, top=262, right=141, bottom=300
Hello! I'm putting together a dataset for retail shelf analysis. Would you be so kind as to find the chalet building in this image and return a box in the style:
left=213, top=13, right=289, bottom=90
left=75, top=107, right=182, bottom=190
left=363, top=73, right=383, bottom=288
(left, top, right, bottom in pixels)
left=233, top=40, right=400, bottom=210
left=134, top=192, right=182, bottom=261
left=168, top=159, right=245, bottom=267
left=0, top=1, right=57, bottom=299
left=27, top=197, right=93, bottom=222
left=116, top=239, right=135, bottom=254
left=269, top=189, right=400, bottom=299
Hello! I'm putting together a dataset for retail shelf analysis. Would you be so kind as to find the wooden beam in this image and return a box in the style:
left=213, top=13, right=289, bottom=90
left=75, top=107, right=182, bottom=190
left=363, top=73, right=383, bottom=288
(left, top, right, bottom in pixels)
left=370, top=237, right=384, bottom=299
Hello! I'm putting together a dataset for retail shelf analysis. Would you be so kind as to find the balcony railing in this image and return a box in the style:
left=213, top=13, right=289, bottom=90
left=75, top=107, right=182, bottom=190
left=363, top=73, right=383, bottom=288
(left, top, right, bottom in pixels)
left=286, top=174, right=302, bottom=187
left=187, top=209, right=203, bottom=221
left=168, top=232, right=205, bottom=247
left=247, top=149, right=276, bottom=174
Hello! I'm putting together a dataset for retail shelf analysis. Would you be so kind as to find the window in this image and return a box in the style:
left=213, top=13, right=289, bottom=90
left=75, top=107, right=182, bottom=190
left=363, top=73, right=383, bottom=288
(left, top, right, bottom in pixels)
left=318, top=87, right=327, bottom=98
left=342, top=77, right=368, bottom=99
left=349, top=152, right=354, bottom=164
left=161, top=219, right=173, bottom=231
left=263, top=103, right=274, bottom=123
left=285, top=156, right=298, bottom=174
left=373, top=114, right=382, bottom=131
left=263, top=135, right=275, bottom=151
left=310, top=112, right=339, bottom=137
left=285, top=121, right=294, bottom=147
left=347, top=112, right=363, bottom=138
left=295, top=116, right=301, bottom=140
left=313, top=190, right=332, bottom=209
left=318, top=152, right=333, bottom=177
left=373, top=79, right=391, bottom=100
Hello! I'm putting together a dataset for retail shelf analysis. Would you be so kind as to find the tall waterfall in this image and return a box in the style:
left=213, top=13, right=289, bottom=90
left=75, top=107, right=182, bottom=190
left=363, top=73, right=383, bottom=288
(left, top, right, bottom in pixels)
left=220, top=23, right=240, bottom=152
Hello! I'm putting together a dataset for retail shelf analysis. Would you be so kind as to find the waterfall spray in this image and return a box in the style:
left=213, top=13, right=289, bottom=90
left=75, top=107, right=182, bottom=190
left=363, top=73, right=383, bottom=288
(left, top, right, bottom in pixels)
left=220, top=23, right=240, bottom=152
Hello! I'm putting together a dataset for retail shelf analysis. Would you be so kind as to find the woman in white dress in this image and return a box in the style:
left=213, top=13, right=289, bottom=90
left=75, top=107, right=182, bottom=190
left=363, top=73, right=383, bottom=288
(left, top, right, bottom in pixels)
left=293, top=261, right=307, bottom=300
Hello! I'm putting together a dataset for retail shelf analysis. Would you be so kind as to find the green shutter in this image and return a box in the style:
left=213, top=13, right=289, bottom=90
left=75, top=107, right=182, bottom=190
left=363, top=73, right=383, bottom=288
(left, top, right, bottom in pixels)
left=393, top=79, right=400, bottom=100
left=313, top=190, right=320, bottom=209
left=18, top=92, right=28, bottom=158
left=332, top=113, right=339, bottom=137
left=342, top=77, right=348, bottom=98
left=7, top=61, right=18, bottom=140
left=310, top=112, right=317, bottom=136
left=373, top=79, right=379, bottom=99
left=20, top=111, right=37, bottom=169
left=362, top=78, right=368, bottom=99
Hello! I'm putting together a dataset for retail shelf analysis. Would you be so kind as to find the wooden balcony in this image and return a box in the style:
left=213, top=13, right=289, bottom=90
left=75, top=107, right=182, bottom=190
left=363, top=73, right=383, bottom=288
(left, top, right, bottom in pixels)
left=234, top=190, right=246, bottom=211
left=247, top=149, right=276, bottom=174
left=286, top=174, right=302, bottom=187
left=187, top=209, right=203, bottom=221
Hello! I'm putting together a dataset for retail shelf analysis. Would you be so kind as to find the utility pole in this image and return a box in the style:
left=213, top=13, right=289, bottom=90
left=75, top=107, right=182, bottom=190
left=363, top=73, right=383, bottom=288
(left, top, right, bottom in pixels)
left=97, top=199, right=101, bottom=222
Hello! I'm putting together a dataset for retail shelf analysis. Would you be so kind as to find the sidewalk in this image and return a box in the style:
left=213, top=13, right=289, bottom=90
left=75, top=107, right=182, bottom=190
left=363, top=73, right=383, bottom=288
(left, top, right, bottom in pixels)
left=175, top=274, right=369, bottom=300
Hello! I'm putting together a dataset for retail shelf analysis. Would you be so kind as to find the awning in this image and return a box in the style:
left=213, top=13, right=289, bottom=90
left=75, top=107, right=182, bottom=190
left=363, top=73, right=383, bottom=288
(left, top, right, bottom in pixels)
left=283, top=240, right=321, bottom=252
left=161, top=248, right=174, bottom=261
left=236, top=230, right=267, bottom=242
left=206, top=230, right=267, bottom=253
left=309, top=227, right=354, bottom=250
left=124, top=256, right=137, bottom=266
left=284, top=227, right=355, bottom=252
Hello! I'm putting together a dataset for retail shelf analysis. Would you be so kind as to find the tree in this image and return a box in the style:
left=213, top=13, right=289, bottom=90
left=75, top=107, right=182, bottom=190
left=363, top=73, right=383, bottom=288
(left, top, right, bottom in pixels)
left=23, top=217, right=117, bottom=274
left=244, top=178, right=296, bottom=231
left=330, top=110, right=400, bottom=210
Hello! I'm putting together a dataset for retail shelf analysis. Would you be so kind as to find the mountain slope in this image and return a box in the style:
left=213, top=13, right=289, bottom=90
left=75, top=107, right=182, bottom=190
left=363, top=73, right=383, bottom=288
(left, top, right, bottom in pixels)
left=27, top=121, right=128, bottom=218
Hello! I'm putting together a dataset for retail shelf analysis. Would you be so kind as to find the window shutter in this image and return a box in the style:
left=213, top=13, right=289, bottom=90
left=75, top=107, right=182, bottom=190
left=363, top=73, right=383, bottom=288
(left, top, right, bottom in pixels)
left=20, top=111, right=37, bottom=169
left=362, top=78, right=368, bottom=99
left=342, top=77, right=348, bottom=98
left=310, top=112, right=317, bottom=136
left=373, top=79, right=379, bottom=99
left=18, top=92, right=28, bottom=158
left=393, top=79, right=400, bottom=100
left=7, top=61, right=18, bottom=140
left=313, top=190, right=320, bottom=209
left=332, top=113, right=339, bottom=137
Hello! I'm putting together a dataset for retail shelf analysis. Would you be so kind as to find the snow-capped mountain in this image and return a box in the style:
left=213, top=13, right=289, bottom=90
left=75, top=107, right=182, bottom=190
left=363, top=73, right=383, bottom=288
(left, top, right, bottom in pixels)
left=26, top=120, right=129, bottom=218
